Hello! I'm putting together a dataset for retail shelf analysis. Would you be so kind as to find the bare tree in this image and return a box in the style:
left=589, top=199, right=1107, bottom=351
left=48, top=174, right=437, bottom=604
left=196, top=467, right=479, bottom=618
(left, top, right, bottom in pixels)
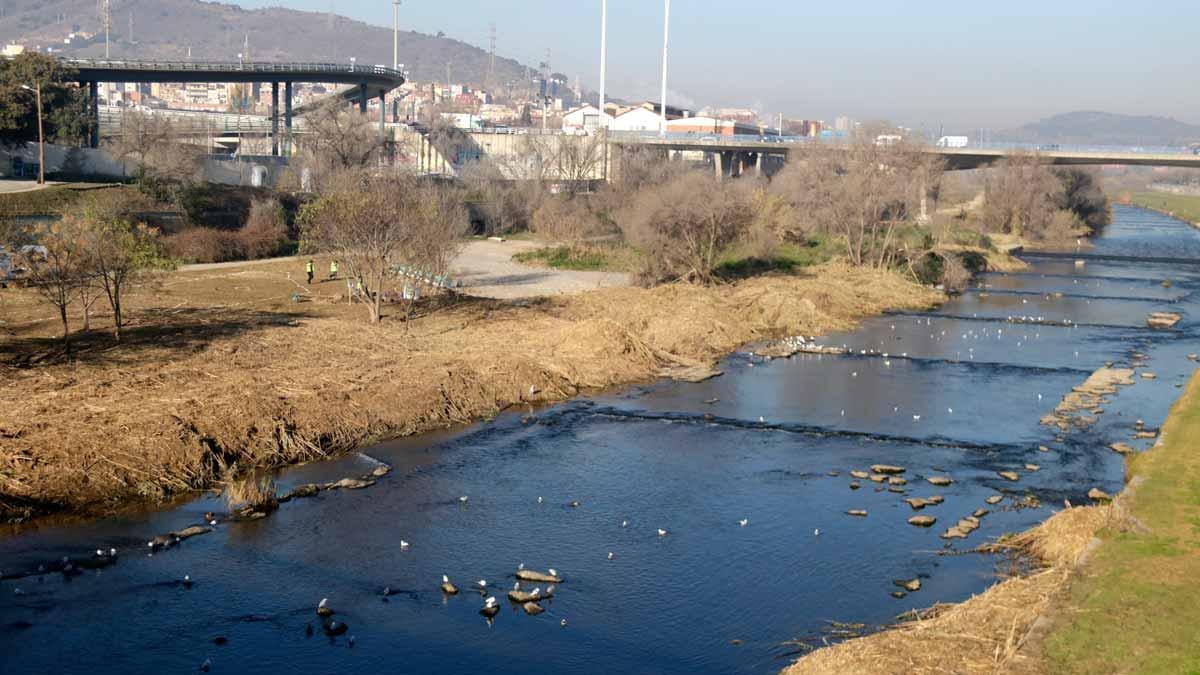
left=617, top=171, right=753, bottom=284
left=106, top=110, right=203, bottom=183
left=308, top=177, right=468, bottom=323
left=772, top=139, right=942, bottom=268
left=72, top=192, right=171, bottom=341
left=552, top=133, right=606, bottom=187
left=19, top=219, right=89, bottom=350
left=980, top=153, right=1062, bottom=238
left=294, top=99, right=382, bottom=193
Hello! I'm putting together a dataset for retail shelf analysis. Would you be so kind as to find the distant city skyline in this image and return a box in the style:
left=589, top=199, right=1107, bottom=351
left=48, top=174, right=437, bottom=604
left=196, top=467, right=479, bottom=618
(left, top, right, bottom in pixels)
left=234, top=0, right=1200, bottom=131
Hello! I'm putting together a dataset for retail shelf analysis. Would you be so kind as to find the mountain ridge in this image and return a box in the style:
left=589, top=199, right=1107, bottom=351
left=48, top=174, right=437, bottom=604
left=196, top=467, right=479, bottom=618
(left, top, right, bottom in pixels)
left=0, top=0, right=534, bottom=89
left=995, top=111, right=1200, bottom=147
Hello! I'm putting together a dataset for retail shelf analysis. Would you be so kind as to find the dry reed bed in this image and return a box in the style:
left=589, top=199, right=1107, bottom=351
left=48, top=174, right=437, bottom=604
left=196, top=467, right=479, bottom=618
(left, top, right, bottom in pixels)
left=0, top=262, right=939, bottom=518
left=783, top=504, right=1123, bottom=675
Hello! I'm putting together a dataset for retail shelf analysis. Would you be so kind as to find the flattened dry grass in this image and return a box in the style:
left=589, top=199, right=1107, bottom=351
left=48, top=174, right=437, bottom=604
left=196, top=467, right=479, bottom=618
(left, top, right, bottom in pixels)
left=783, top=505, right=1121, bottom=675
left=0, top=258, right=938, bottom=518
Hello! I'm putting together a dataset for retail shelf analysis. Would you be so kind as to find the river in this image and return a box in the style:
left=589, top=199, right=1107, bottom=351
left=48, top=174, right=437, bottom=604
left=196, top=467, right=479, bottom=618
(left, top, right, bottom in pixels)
left=2, top=205, right=1197, bottom=674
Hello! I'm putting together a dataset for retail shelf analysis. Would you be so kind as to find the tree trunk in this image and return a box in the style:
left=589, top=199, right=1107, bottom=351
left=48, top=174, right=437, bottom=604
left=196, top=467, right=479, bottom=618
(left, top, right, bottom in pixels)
left=59, top=304, right=71, bottom=352
left=112, top=282, right=123, bottom=342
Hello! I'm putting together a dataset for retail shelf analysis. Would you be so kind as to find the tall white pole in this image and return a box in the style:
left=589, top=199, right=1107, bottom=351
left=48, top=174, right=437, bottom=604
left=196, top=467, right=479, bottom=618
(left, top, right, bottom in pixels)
left=598, top=0, right=607, bottom=127
left=392, top=1, right=400, bottom=70
left=659, top=0, right=670, bottom=137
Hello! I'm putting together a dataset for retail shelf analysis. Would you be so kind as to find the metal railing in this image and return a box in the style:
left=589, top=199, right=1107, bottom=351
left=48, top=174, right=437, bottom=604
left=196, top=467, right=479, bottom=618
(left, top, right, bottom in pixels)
left=66, top=59, right=405, bottom=81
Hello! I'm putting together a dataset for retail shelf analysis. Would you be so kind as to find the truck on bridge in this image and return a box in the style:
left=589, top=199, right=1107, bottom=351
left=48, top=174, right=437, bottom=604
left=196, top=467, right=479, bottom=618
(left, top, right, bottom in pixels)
left=936, top=136, right=970, bottom=149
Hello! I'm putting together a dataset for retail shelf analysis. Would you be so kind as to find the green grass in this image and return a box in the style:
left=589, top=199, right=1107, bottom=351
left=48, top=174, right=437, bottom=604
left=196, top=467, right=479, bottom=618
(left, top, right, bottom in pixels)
left=715, top=236, right=843, bottom=279
left=0, top=182, right=127, bottom=217
left=512, top=244, right=626, bottom=272
left=1131, top=192, right=1200, bottom=226
left=1042, top=372, right=1200, bottom=674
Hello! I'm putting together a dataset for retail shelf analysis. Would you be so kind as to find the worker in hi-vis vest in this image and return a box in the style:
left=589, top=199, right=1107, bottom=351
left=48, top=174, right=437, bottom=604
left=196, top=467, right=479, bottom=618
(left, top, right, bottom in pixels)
left=305, top=259, right=314, bottom=285
left=329, top=260, right=339, bottom=280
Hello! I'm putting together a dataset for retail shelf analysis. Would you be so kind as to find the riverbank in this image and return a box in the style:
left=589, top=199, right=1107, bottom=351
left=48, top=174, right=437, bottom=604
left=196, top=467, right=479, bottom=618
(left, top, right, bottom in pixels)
left=0, top=258, right=941, bottom=522
left=1126, top=192, right=1200, bottom=228
left=783, top=369, right=1200, bottom=675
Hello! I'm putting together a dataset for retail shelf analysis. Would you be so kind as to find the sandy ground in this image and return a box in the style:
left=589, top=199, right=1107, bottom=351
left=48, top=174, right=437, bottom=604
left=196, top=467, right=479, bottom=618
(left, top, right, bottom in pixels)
left=448, top=239, right=631, bottom=298
left=0, top=179, right=61, bottom=194
left=181, top=240, right=631, bottom=298
left=0, top=257, right=938, bottom=521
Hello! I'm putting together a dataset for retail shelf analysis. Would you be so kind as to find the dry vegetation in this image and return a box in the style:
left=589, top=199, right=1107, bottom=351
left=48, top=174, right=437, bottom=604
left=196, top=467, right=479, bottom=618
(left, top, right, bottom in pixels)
left=0, top=257, right=938, bottom=520
left=784, top=504, right=1124, bottom=675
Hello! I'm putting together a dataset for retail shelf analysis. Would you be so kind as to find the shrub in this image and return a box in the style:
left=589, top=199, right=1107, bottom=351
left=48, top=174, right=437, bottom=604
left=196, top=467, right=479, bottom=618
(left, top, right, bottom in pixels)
left=617, top=172, right=753, bottom=285
left=240, top=199, right=289, bottom=259
left=531, top=197, right=603, bottom=243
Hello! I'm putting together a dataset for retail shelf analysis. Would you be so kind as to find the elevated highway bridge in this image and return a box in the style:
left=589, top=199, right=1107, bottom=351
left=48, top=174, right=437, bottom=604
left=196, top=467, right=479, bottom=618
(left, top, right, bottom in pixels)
left=610, top=134, right=1200, bottom=174
left=69, top=59, right=405, bottom=155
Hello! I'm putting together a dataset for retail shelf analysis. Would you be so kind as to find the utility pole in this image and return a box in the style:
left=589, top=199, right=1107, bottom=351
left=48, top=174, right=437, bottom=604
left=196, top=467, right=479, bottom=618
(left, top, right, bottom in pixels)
left=599, top=0, right=607, bottom=127
left=659, top=0, right=670, bottom=137
left=21, top=83, right=44, bottom=185
left=100, top=0, right=111, bottom=58
left=392, top=0, right=401, bottom=70
left=487, top=21, right=497, bottom=91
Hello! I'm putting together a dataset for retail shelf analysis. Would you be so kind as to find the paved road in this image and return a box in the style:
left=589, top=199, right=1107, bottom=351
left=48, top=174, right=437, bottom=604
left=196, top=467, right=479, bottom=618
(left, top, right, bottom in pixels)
left=180, top=240, right=630, bottom=299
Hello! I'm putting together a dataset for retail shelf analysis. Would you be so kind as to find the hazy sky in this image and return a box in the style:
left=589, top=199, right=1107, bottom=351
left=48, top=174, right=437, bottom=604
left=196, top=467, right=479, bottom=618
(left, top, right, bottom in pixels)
left=237, top=0, right=1199, bottom=130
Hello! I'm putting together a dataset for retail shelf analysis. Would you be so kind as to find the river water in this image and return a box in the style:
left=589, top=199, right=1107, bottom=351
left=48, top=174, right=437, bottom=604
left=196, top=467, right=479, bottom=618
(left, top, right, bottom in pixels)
left=2, top=205, right=1198, bottom=674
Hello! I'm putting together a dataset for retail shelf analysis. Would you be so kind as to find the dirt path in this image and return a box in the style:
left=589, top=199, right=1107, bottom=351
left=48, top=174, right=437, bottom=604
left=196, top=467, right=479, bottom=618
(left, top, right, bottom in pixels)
left=180, top=240, right=631, bottom=298
left=449, top=239, right=631, bottom=298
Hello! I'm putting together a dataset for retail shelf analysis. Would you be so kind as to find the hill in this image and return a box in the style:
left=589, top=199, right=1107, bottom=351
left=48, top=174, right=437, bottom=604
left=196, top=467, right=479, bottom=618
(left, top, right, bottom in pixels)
left=0, top=0, right=531, bottom=89
left=995, top=111, right=1200, bottom=147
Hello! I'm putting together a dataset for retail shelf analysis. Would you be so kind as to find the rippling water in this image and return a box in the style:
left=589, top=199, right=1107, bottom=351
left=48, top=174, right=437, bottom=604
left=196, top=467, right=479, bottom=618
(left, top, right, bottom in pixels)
left=2, top=205, right=1198, bottom=675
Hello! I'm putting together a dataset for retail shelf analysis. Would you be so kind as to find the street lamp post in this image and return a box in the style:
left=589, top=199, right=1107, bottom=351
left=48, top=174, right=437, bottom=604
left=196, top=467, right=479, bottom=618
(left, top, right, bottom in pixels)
left=598, top=0, right=607, bottom=128
left=392, top=1, right=401, bottom=71
left=20, top=83, right=45, bottom=185
left=659, top=0, right=670, bottom=138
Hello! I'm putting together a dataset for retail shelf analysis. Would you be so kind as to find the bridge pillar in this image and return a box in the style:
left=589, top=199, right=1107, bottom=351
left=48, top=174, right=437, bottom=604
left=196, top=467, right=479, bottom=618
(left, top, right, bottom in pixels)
left=713, top=151, right=725, bottom=179
left=755, top=152, right=763, bottom=176
left=359, top=86, right=368, bottom=114
left=284, top=82, right=293, bottom=157
left=88, top=81, right=99, bottom=148
left=380, top=94, right=386, bottom=136
left=271, top=82, right=280, bottom=157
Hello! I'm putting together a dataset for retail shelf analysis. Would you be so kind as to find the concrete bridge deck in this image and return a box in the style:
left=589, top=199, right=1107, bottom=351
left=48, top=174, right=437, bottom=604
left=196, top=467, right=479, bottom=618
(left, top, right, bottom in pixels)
left=612, top=135, right=1200, bottom=170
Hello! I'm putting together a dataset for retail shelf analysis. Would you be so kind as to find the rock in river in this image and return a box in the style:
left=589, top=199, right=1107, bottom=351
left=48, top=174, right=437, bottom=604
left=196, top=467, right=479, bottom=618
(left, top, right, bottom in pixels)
left=522, top=602, right=545, bottom=616
left=870, top=465, right=906, bottom=475
left=908, top=516, right=936, bottom=527
left=888, top=476, right=908, bottom=486
left=326, top=478, right=375, bottom=490
left=846, top=509, right=868, bottom=517
left=1147, top=312, right=1181, bottom=329
left=1110, top=442, right=1136, bottom=456
left=850, top=471, right=870, bottom=479
left=516, top=570, right=562, bottom=583
left=894, top=578, right=921, bottom=592
left=1087, top=488, right=1113, bottom=502
left=985, top=495, right=1004, bottom=505
left=998, top=471, right=1020, bottom=482
left=927, top=476, right=954, bottom=487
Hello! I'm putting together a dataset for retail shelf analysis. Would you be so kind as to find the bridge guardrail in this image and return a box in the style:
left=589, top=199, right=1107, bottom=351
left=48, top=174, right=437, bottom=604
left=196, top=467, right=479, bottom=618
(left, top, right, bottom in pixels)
left=66, top=59, right=404, bottom=79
